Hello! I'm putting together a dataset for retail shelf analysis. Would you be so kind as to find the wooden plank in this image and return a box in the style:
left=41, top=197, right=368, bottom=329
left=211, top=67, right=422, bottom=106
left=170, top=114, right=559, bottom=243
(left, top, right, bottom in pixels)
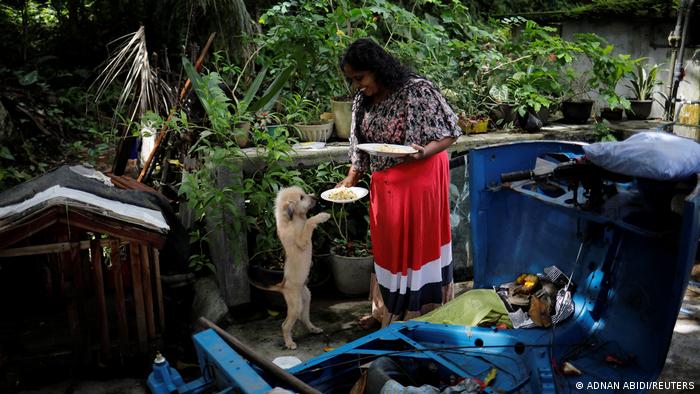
left=0, top=207, right=60, bottom=249
left=107, top=174, right=161, bottom=194
left=60, top=211, right=166, bottom=249
left=1, top=207, right=165, bottom=250
left=0, top=239, right=118, bottom=258
left=91, top=239, right=111, bottom=360
left=63, top=261, right=80, bottom=347
left=71, top=233, right=92, bottom=364
left=129, top=243, right=148, bottom=352
left=59, top=234, right=87, bottom=364
left=207, top=165, right=250, bottom=307
left=140, top=244, right=156, bottom=339
left=153, top=249, right=165, bottom=332
left=110, top=239, right=129, bottom=357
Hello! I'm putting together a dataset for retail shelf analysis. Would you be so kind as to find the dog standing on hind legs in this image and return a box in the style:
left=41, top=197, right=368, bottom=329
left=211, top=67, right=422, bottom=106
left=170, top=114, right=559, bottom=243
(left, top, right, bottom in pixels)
left=266, top=186, right=330, bottom=349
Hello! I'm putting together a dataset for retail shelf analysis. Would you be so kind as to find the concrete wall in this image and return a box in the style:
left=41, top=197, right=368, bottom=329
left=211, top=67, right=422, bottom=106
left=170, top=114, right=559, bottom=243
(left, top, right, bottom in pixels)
left=560, top=18, right=700, bottom=119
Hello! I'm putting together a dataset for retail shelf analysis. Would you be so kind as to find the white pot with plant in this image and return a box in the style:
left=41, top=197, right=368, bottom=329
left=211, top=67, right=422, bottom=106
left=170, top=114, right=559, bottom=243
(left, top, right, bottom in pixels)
left=284, top=94, right=334, bottom=142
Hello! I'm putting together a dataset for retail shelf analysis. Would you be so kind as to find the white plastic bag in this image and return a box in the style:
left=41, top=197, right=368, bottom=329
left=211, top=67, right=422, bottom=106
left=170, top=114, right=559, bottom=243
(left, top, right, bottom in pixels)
left=583, top=131, right=700, bottom=180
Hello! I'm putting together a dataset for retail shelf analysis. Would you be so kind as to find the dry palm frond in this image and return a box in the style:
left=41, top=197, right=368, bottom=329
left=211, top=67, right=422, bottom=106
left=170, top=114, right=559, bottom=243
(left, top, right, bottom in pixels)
left=91, top=26, right=174, bottom=125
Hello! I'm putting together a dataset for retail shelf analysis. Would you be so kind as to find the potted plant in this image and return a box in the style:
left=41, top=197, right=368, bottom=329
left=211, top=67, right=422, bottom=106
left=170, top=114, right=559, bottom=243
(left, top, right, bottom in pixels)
left=625, top=62, right=663, bottom=120
left=556, top=34, right=634, bottom=125
left=330, top=63, right=354, bottom=140
left=488, top=84, right=517, bottom=127
left=283, top=94, right=334, bottom=142
left=323, top=174, right=373, bottom=296
left=507, top=65, right=559, bottom=132
left=559, top=67, right=596, bottom=124
left=443, top=84, right=490, bottom=134
left=329, top=210, right=373, bottom=296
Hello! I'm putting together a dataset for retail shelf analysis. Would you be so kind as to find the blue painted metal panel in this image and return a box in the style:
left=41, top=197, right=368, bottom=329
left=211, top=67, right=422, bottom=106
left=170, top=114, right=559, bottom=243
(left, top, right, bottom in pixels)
left=467, top=141, right=700, bottom=391
left=193, top=329, right=274, bottom=394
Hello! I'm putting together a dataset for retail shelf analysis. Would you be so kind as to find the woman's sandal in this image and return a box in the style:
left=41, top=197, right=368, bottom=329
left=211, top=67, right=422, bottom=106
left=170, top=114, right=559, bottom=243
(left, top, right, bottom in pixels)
left=357, top=315, right=381, bottom=330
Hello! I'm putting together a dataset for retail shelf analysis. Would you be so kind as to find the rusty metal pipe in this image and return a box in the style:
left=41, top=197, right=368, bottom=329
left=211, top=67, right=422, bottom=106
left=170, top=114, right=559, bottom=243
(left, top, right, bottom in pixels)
left=666, top=0, right=695, bottom=120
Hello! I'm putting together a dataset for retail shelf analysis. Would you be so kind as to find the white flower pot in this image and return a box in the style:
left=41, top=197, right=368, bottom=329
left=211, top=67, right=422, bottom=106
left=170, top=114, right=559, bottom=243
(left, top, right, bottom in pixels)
left=294, top=121, right=334, bottom=142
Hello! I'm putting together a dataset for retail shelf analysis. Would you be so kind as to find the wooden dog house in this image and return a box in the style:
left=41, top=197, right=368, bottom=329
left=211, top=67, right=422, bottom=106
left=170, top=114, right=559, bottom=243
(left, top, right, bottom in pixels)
left=0, top=165, right=171, bottom=367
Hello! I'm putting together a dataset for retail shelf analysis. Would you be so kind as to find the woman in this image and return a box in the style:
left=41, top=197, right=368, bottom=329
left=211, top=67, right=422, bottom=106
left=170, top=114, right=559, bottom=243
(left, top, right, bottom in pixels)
left=337, top=38, right=461, bottom=328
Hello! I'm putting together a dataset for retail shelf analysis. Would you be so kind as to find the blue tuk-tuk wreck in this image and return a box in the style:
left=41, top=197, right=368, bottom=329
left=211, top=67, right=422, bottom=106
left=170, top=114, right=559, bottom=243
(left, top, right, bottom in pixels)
left=148, top=139, right=700, bottom=394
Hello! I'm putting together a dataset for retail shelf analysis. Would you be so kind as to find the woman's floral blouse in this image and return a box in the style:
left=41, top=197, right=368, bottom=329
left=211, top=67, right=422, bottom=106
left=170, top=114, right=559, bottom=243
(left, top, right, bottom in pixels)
left=349, top=77, right=461, bottom=173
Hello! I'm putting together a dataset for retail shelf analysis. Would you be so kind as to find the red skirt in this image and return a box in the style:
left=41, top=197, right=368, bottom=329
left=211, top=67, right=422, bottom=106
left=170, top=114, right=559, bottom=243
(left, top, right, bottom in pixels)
left=370, top=151, right=453, bottom=316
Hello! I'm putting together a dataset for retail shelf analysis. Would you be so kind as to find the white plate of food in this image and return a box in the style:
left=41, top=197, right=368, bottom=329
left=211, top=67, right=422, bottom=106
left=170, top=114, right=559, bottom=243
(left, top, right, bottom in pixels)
left=357, top=143, right=418, bottom=157
left=320, top=187, right=368, bottom=203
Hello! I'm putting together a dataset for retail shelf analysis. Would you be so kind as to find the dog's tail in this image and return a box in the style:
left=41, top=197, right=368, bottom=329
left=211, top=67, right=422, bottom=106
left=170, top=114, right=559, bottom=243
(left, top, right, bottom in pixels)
left=249, top=278, right=285, bottom=293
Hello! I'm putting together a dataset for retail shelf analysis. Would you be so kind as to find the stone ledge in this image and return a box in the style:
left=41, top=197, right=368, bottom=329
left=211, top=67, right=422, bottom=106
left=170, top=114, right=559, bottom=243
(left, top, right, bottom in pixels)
left=238, top=119, right=670, bottom=170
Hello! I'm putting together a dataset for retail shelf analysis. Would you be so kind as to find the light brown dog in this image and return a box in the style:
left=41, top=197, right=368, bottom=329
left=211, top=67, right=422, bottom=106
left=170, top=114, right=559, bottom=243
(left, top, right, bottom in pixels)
left=267, top=186, right=330, bottom=349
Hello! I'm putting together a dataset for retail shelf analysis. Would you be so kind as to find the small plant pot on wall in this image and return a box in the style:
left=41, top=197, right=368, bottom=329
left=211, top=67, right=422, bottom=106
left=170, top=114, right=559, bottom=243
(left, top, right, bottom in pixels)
left=600, top=107, right=623, bottom=121
left=516, top=109, right=544, bottom=133
left=537, top=107, right=551, bottom=125
left=294, top=121, right=334, bottom=142
left=561, top=101, right=594, bottom=124
left=489, top=104, right=516, bottom=127
left=330, top=248, right=373, bottom=296
left=331, top=98, right=353, bottom=140
left=458, top=115, right=489, bottom=134
left=625, top=100, right=653, bottom=120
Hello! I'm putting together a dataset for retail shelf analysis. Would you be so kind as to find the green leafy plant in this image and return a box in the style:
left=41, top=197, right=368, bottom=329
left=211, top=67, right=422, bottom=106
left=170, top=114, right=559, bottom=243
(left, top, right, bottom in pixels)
left=257, top=0, right=373, bottom=100
left=626, top=61, right=663, bottom=101
left=329, top=175, right=372, bottom=258
left=559, top=33, right=634, bottom=109
left=178, top=54, right=299, bottom=271
left=183, top=57, right=294, bottom=126
left=594, top=120, right=617, bottom=142
left=283, top=94, right=326, bottom=125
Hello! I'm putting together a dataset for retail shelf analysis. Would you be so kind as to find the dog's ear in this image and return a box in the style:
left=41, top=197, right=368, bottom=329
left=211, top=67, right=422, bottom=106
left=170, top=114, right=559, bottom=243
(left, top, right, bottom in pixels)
left=285, top=201, right=296, bottom=220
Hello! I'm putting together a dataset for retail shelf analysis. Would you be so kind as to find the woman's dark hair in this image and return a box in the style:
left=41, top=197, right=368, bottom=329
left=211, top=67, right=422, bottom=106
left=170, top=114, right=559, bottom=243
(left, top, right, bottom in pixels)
left=339, top=38, right=412, bottom=92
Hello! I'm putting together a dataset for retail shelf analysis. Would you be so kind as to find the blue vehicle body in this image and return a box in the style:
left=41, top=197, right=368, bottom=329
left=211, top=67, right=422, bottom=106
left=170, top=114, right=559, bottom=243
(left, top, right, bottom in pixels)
left=149, top=141, right=700, bottom=393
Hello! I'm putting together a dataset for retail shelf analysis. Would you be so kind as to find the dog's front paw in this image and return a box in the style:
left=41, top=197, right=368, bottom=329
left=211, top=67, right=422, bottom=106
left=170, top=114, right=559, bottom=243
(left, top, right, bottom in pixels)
left=285, top=340, right=297, bottom=350
left=314, top=212, right=331, bottom=223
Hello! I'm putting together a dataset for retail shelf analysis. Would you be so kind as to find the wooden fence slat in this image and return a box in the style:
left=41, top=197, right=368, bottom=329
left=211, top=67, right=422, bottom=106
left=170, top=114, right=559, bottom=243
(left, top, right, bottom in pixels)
left=0, top=239, right=119, bottom=258
left=129, top=243, right=148, bottom=352
left=140, top=244, right=156, bottom=339
left=153, top=249, right=165, bottom=332
left=91, top=239, right=111, bottom=360
left=110, top=239, right=129, bottom=357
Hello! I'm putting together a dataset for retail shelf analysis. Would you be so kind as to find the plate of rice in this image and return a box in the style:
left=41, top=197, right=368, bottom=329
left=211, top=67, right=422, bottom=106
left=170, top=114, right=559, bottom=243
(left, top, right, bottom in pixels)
left=357, top=143, right=418, bottom=158
left=321, top=187, right=368, bottom=203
